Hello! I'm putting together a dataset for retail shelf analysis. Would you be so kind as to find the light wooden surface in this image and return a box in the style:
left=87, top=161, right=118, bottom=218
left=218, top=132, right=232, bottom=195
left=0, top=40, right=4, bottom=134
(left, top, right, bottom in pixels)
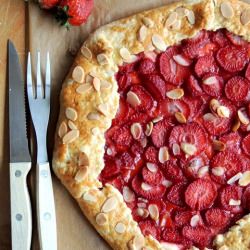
left=0, top=1, right=26, bottom=249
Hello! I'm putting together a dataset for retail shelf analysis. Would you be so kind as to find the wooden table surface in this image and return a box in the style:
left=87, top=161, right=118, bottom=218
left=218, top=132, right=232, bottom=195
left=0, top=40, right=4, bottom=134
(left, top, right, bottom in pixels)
left=0, top=1, right=26, bottom=249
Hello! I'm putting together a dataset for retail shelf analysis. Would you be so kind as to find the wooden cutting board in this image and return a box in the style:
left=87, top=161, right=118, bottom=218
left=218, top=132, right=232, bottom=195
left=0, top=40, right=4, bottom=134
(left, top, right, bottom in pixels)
left=27, top=1, right=250, bottom=249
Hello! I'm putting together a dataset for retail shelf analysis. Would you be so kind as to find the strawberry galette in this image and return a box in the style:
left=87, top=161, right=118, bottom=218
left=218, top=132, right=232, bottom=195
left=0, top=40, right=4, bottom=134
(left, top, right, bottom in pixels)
left=53, top=0, right=250, bottom=249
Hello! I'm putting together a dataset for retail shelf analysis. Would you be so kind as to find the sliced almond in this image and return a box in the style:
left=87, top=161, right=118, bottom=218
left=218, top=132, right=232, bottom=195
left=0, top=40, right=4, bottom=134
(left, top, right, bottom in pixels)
left=187, top=10, right=195, bottom=25
left=81, top=46, right=92, bottom=60
left=136, top=208, right=145, bottom=217
left=72, top=66, right=85, bottom=83
left=210, top=99, right=220, bottom=113
left=203, top=76, right=218, bottom=85
left=97, top=103, right=108, bottom=116
left=239, top=171, right=250, bottom=186
left=172, top=143, right=180, bottom=155
left=238, top=108, right=250, bottom=125
left=227, top=172, right=243, bottom=185
left=74, top=166, right=88, bottom=182
left=58, top=121, right=68, bottom=138
left=166, top=88, right=184, bottom=99
left=137, top=202, right=147, bottom=208
left=87, top=112, right=100, bottom=121
left=175, top=7, right=189, bottom=17
left=162, top=180, right=173, bottom=188
left=144, top=51, right=157, bottom=61
left=76, top=83, right=92, bottom=94
left=203, top=113, right=216, bottom=122
left=148, top=204, right=159, bottom=221
left=145, top=122, right=153, bottom=136
left=115, top=222, right=126, bottom=234
left=93, top=77, right=101, bottom=92
left=232, top=119, right=241, bottom=132
left=159, top=146, right=169, bottom=163
left=142, top=17, right=154, bottom=28
left=190, top=214, right=200, bottom=227
left=130, top=123, right=142, bottom=140
left=146, top=163, right=157, bottom=173
left=180, top=143, right=197, bottom=156
left=152, top=34, right=167, bottom=51
left=83, top=192, right=96, bottom=202
left=173, top=55, right=191, bottom=66
left=120, top=47, right=133, bottom=62
left=68, top=120, right=77, bottom=130
left=106, top=148, right=113, bottom=156
left=152, top=116, right=163, bottom=123
left=96, top=213, right=107, bottom=226
left=78, top=152, right=89, bottom=166
left=198, top=166, right=209, bottom=178
left=213, top=140, right=226, bottom=151
left=217, top=106, right=230, bottom=118
left=123, top=186, right=135, bottom=203
left=165, top=12, right=178, bottom=28
left=138, top=25, right=148, bottom=42
left=229, top=199, right=241, bottom=206
left=91, top=127, right=99, bottom=136
left=101, top=196, right=118, bottom=213
left=140, top=137, right=148, bottom=148
left=170, top=19, right=181, bottom=30
left=141, top=182, right=152, bottom=191
left=241, top=9, right=250, bottom=25
left=96, top=53, right=109, bottom=65
left=65, top=107, right=78, bottom=121
left=212, top=167, right=225, bottom=176
left=175, top=112, right=187, bottom=124
left=62, top=130, right=79, bottom=144
left=101, top=80, right=112, bottom=89
left=220, top=1, right=234, bottom=19
left=133, top=235, right=145, bottom=250
left=127, top=91, right=141, bottom=107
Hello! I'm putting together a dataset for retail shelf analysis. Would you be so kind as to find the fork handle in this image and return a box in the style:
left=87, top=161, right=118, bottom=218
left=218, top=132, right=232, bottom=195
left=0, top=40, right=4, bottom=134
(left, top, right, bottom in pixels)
left=10, top=162, right=32, bottom=250
left=37, top=162, right=57, bottom=250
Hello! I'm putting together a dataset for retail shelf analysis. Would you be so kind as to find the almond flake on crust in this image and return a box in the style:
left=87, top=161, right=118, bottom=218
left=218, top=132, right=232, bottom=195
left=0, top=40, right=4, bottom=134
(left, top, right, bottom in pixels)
left=96, top=212, right=108, bottom=226
left=58, top=121, right=68, bottom=138
left=74, top=166, right=88, bottom=182
left=115, top=222, right=126, bottom=234
left=141, top=17, right=154, bottom=28
left=220, top=1, right=234, bottom=19
left=81, top=46, right=92, bottom=60
left=65, top=107, right=78, bottom=121
left=165, top=12, right=178, bottom=28
left=101, top=196, right=118, bottom=213
left=241, top=9, right=250, bottom=25
left=62, top=129, right=79, bottom=144
left=138, top=25, right=148, bottom=42
left=96, top=53, right=110, bottom=65
left=152, top=34, right=167, bottom=51
left=72, top=66, right=85, bottom=83
left=76, top=83, right=93, bottom=94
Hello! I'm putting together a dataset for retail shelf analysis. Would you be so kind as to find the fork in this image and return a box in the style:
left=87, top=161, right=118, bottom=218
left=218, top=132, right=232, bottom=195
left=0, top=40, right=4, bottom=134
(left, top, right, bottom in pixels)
left=27, top=51, right=57, bottom=250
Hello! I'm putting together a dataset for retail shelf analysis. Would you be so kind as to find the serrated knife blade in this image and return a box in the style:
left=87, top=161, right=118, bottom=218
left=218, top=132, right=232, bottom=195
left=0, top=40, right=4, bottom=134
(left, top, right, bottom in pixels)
left=8, top=40, right=32, bottom=250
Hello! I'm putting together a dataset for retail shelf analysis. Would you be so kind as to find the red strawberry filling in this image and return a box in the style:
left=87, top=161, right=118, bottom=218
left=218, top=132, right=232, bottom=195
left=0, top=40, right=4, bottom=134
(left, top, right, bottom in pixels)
left=99, top=29, right=250, bottom=249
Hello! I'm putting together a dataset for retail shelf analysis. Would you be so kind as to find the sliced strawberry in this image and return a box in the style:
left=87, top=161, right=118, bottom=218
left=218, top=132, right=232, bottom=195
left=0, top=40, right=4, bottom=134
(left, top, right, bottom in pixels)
left=187, top=30, right=210, bottom=44
left=106, top=175, right=124, bottom=191
left=162, top=227, right=183, bottom=243
left=159, top=47, right=190, bottom=85
left=246, top=63, right=250, bottom=81
left=216, top=46, right=248, bottom=73
left=151, top=119, right=173, bottom=148
left=100, top=158, right=120, bottom=179
left=219, top=185, right=243, bottom=213
left=128, top=72, right=140, bottom=84
left=111, top=126, right=133, bottom=152
left=116, top=152, right=134, bottom=169
left=202, top=74, right=224, bottom=97
left=139, top=220, right=160, bottom=239
left=138, top=58, right=156, bottom=75
left=142, top=166, right=164, bottom=185
left=132, top=175, right=166, bottom=199
left=219, top=132, right=241, bottom=152
left=185, top=179, right=217, bottom=210
left=187, top=75, right=203, bottom=96
left=242, top=134, right=250, bottom=156
left=159, top=99, right=190, bottom=120
left=129, top=85, right=155, bottom=112
left=161, top=159, right=186, bottom=183
left=144, top=146, right=158, bottom=163
left=118, top=61, right=136, bottom=73
left=166, top=183, right=187, bottom=206
left=194, top=55, right=219, bottom=77
left=225, top=76, right=250, bottom=102
left=211, top=29, right=230, bottom=47
left=117, top=73, right=131, bottom=92
left=242, top=186, right=250, bottom=211
left=205, top=208, right=230, bottom=227
left=130, top=142, right=144, bottom=156
left=174, top=210, right=196, bottom=227
left=112, top=97, right=131, bottom=126
left=211, top=151, right=243, bottom=184
left=143, top=74, right=166, bottom=100
left=225, top=31, right=248, bottom=47
left=182, top=226, right=212, bottom=247
left=129, top=112, right=149, bottom=123
left=169, top=123, right=207, bottom=156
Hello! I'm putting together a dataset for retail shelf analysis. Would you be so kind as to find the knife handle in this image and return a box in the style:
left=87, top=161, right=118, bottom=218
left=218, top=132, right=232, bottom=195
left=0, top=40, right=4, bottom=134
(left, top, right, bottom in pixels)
left=37, top=162, right=57, bottom=250
left=10, top=162, right=32, bottom=250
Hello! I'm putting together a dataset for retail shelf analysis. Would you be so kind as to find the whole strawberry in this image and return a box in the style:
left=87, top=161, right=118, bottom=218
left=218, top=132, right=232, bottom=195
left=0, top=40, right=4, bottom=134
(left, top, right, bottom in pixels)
left=38, top=0, right=60, bottom=9
left=56, top=0, right=94, bottom=26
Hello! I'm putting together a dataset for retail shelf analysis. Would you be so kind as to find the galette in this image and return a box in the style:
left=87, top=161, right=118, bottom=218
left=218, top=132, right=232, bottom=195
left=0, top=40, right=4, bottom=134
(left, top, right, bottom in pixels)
left=52, top=0, right=250, bottom=249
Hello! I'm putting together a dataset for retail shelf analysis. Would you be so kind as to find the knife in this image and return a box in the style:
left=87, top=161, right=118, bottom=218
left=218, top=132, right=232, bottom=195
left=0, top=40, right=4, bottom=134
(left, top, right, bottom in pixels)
left=8, top=40, right=32, bottom=250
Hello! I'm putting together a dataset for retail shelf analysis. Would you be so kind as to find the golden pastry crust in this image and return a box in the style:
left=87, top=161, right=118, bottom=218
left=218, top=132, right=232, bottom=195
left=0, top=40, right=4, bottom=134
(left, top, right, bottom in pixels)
left=52, top=0, right=250, bottom=249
